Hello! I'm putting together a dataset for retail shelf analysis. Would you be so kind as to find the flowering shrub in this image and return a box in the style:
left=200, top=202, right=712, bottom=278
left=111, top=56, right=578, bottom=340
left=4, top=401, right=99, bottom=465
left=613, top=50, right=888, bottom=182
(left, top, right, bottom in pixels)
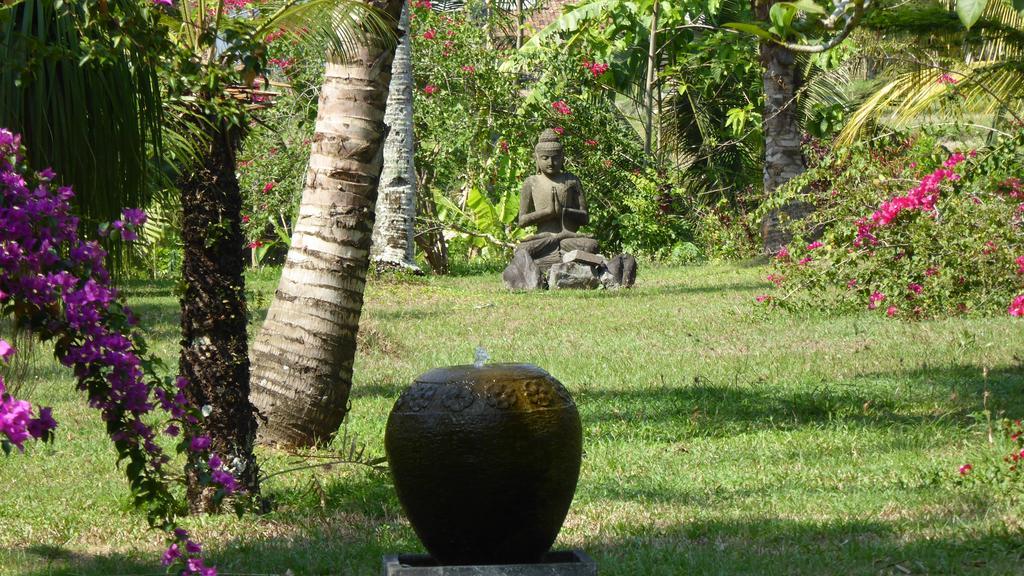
left=758, top=132, right=1024, bottom=318
left=410, top=3, right=663, bottom=259
left=237, top=37, right=323, bottom=265
left=0, top=129, right=237, bottom=574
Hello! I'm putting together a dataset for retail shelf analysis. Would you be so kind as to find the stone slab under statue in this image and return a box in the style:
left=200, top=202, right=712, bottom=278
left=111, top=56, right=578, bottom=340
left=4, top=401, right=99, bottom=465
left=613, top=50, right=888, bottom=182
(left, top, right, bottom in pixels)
left=503, top=129, right=636, bottom=291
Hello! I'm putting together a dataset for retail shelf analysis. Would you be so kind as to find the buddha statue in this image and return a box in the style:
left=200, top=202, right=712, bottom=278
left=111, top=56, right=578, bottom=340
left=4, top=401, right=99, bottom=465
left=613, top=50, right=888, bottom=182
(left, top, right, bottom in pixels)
left=515, top=129, right=600, bottom=270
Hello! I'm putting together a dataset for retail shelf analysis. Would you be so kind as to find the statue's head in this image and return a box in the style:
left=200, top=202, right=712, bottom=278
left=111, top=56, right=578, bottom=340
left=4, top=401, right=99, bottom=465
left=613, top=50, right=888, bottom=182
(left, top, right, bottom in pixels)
left=534, top=129, right=564, bottom=176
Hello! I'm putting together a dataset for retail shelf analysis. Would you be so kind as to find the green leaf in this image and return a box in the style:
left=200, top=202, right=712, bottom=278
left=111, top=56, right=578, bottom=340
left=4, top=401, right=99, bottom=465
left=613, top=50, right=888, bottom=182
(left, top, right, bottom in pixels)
left=1014, top=0, right=1024, bottom=13
left=466, top=187, right=499, bottom=235
left=788, top=0, right=827, bottom=15
left=723, top=22, right=775, bottom=41
left=770, top=3, right=798, bottom=32
left=956, top=0, right=988, bottom=29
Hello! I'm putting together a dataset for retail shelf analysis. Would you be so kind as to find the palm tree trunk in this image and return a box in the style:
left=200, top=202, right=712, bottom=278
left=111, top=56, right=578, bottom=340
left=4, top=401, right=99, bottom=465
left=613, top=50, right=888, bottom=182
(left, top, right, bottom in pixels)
left=758, top=25, right=809, bottom=253
left=248, top=0, right=405, bottom=447
left=372, top=3, right=421, bottom=273
left=178, top=121, right=260, bottom=509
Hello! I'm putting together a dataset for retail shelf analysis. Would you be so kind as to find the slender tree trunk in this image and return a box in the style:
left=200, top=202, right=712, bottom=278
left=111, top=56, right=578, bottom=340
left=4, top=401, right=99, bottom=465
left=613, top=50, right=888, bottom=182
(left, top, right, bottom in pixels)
left=414, top=161, right=450, bottom=274
left=643, top=0, right=659, bottom=159
left=248, top=0, right=405, bottom=447
left=178, top=121, right=260, bottom=510
left=372, top=4, right=420, bottom=273
left=516, top=0, right=524, bottom=49
left=757, top=1, right=808, bottom=253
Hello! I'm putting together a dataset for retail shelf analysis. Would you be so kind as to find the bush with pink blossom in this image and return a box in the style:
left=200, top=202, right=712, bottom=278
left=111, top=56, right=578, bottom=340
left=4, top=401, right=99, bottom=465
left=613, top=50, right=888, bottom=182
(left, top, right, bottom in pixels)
left=758, top=132, right=1024, bottom=318
left=0, top=128, right=238, bottom=574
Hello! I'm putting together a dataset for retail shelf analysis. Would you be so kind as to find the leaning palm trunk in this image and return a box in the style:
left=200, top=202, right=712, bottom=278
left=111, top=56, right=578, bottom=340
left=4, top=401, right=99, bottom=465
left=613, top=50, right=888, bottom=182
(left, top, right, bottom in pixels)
left=758, top=36, right=809, bottom=253
left=371, top=3, right=420, bottom=273
left=249, top=0, right=404, bottom=447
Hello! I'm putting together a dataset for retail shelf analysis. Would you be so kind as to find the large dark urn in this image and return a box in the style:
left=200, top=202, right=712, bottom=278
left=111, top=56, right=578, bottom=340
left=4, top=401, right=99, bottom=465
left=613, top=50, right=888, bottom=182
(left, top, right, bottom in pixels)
left=385, top=363, right=582, bottom=566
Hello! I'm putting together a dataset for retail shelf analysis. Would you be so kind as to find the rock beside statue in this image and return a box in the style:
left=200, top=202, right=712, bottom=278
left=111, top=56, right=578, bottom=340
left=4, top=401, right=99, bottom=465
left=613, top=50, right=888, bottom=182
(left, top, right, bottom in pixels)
left=502, top=250, right=543, bottom=290
left=605, top=253, right=637, bottom=288
left=504, top=250, right=637, bottom=291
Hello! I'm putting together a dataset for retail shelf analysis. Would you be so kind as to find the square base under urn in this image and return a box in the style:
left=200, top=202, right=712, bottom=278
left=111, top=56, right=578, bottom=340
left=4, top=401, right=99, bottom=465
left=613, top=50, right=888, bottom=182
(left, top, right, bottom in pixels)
left=381, top=550, right=597, bottom=575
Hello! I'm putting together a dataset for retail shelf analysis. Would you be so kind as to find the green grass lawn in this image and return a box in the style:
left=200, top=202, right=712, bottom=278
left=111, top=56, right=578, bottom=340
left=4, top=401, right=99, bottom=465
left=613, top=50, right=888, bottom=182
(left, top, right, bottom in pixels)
left=2, top=262, right=1023, bottom=575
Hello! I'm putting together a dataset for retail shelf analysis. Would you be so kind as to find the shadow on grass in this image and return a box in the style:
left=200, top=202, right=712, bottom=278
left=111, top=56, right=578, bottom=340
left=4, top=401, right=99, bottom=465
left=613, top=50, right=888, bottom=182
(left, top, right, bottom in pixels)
left=12, top=505, right=1021, bottom=575
left=583, top=513, right=1022, bottom=575
left=577, top=364, right=1024, bottom=437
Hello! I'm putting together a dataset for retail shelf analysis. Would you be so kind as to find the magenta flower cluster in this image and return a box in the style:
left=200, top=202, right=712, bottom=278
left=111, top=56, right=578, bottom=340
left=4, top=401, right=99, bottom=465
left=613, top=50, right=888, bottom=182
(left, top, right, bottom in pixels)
left=766, top=150, right=1024, bottom=317
left=854, top=155, right=964, bottom=247
left=0, top=128, right=236, bottom=574
left=582, top=59, right=609, bottom=78
left=0, top=346, right=56, bottom=451
left=551, top=100, right=573, bottom=116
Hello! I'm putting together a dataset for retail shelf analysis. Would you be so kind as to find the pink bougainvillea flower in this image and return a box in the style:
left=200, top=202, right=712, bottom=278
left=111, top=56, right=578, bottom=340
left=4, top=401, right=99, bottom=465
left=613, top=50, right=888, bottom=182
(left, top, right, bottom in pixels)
left=982, top=240, right=997, bottom=255
left=262, top=181, right=276, bottom=194
left=944, top=152, right=966, bottom=168
left=247, top=240, right=264, bottom=249
left=461, top=65, right=475, bottom=73
left=582, top=60, right=609, bottom=77
left=797, top=256, right=812, bottom=266
left=498, top=140, right=509, bottom=153
left=868, top=291, right=886, bottom=310
left=958, top=463, right=972, bottom=475
left=162, top=543, right=181, bottom=566
left=907, top=283, right=923, bottom=295
left=1009, top=294, right=1024, bottom=317
left=551, top=100, right=572, bottom=115
left=925, top=267, right=939, bottom=277
left=1016, top=255, right=1024, bottom=274
left=755, top=295, right=771, bottom=303
left=886, top=306, right=897, bottom=317
left=552, top=126, right=564, bottom=135
left=0, top=390, right=32, bottom=450
left=27, top=406, right=56, bottom=440
left=189, top=435, right=212, bottom=452
left=766, top=274, right=784, bottom=286
left=423, top=84, right=438, bottom=95
left=585, top=139, right=598, bottom=147
left=422, top=29, right=437, bottom=40
left=241, top=215, right=250, bottom=224
left=806, top=241, right=823, bottom=251
left=776, top=246, right=790, bottom=260
left=0, top=339, right=14, bottom=362
left=937, top=73, right=958, bottom=85
left=846, top=278, right=858, bottom=289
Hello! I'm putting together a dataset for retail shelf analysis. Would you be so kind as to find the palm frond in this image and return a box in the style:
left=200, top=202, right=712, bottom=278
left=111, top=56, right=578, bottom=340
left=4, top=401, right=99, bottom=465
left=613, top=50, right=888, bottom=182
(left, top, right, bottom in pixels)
left=253, top=0, right=395, bottom=60
left=0, top=0, right=163, bottom=273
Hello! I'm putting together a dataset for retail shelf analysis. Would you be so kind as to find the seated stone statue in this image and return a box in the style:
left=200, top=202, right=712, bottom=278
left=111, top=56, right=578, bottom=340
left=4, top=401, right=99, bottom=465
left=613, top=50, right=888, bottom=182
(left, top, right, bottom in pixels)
left=515, top=129, right=600, bottom=270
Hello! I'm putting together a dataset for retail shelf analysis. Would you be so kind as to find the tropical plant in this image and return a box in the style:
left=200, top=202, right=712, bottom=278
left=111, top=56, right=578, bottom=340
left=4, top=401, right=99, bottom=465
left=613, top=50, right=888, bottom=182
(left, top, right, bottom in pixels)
left=758, top=129, right=1024, bottom=318
left=435, top=185, right=527, bottom=259
left=837, top=1, right=1024, bottom=147
left=0, top=0, right=166, bottom=267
